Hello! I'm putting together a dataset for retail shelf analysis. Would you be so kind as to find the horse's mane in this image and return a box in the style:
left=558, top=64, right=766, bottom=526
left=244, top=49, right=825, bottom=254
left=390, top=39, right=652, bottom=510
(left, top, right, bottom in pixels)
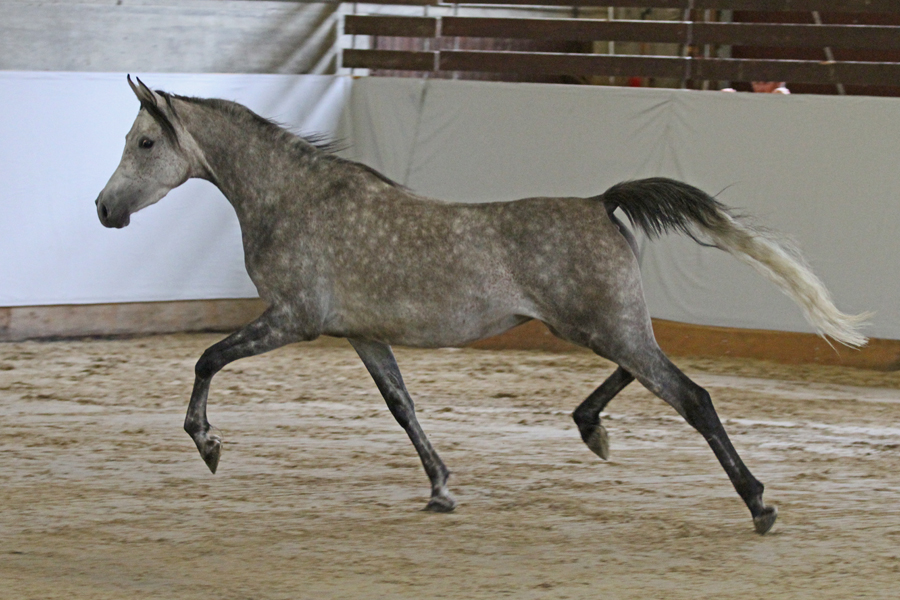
left=150, top=91, right=407, bottom=191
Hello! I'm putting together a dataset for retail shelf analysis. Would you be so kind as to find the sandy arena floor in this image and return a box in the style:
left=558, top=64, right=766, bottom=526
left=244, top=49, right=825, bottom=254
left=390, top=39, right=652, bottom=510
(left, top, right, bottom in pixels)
left=2, top=333, right=899, bottom=599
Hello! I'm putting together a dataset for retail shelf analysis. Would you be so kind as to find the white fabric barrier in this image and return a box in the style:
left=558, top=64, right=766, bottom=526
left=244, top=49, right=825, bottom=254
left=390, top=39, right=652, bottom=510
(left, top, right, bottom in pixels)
left=0, top=72, right=349, bottom=305
left=2, top=72, right=898, bottom=339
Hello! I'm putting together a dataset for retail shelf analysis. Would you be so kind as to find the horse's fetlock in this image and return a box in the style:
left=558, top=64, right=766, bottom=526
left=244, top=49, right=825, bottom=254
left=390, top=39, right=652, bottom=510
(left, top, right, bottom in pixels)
left=184, top=418, right=204, bottom=437
left=572, top=406, right=596, bottom=428
left=746, top=479, right=765, bottom=505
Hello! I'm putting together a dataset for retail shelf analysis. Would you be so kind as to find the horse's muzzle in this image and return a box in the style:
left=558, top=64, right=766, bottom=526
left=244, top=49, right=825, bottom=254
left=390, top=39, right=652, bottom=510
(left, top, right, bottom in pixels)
left=96, top=194, right=131, bottom=229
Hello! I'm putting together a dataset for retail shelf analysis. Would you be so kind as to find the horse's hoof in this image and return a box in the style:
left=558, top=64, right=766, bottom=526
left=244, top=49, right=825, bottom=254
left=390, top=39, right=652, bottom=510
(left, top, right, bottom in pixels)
left=196, top=434, right=222, bottom=474
left=585, top=424, right=609, bottom=460
left=753, top=505, right=778, bottom=535
left=424, top=494, right=457, bottom=513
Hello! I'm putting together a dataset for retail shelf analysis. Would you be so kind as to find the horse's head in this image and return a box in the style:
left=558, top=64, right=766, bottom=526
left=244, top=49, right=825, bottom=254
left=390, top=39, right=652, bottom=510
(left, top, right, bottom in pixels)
left=95, top=76, right=200, bottom=228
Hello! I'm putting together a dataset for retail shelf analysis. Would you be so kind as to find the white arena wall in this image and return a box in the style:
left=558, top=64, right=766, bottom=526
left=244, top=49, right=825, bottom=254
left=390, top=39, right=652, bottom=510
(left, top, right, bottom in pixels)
left=1, top=71, right=898, bottom=347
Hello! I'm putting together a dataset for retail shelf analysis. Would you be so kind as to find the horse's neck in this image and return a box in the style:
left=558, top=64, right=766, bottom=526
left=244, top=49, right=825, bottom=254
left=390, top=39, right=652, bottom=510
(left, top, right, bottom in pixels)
left=181, top=101, right=309, bottom=224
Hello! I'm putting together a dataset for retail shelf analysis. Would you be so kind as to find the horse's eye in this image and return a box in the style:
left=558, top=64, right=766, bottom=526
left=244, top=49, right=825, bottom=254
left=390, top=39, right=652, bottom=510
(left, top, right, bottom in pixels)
left=139, top=138, right=154, bottom=149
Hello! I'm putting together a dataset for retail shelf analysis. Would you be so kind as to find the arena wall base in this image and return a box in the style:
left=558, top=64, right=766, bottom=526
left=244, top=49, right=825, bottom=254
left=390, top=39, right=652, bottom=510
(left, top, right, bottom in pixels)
left=473, top=319, right=900, bottom=371
left=3, top=299, right=897, bottom=370
left=0, top=299, right=267, bottom=341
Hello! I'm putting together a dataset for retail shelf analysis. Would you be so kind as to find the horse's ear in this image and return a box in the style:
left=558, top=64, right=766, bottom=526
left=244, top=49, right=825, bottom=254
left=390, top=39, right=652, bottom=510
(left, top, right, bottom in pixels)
left=126, top=74, right=179, bottom=142
left=127, top=74, right=159, bottom=108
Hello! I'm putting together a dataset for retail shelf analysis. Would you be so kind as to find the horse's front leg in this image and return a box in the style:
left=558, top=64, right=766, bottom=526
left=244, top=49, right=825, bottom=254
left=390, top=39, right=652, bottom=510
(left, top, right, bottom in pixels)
left=349, top=338, right=456, bottom=512
left=185, top=307, right=302, bottom=473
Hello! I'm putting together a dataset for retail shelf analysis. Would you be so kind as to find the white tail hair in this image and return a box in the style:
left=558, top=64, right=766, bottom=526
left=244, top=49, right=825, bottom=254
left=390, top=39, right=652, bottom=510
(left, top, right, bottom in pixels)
left=708, top=213, right=870, bottom=347
left=604, top=178, right=871, bottom=348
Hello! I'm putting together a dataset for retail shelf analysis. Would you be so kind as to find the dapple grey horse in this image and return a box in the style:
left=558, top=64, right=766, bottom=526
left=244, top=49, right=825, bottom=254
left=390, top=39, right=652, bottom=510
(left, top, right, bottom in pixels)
left=95, top=76, right=868, bottom=534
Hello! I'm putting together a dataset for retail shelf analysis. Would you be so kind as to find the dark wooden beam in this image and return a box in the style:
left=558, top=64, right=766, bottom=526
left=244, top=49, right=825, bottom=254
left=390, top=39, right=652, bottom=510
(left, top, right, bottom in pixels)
left=694, top=22, right=900, bottom=49
left=441, top=17, right=900, bottom=49
left=695, top=57, right=900, bottom=86
left=338, top=0, right=433, bottom=5
left=340, top=0, right=896, bottom=6
left=439, top=50, right=686, bottom=78
left=342, top=49, right=436, bottom=71
left=344, top=15, right=437, bottom=38
left=441, top=17, right=688, bottom=43
left=451, top=0, right=900, bottom=12
left=433, top=50, right=900, bottom=86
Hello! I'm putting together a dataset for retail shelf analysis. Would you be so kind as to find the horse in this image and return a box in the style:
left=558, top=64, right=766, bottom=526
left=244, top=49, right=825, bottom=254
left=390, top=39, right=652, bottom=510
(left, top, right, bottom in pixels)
left=94, top=76, right=868, bottom=534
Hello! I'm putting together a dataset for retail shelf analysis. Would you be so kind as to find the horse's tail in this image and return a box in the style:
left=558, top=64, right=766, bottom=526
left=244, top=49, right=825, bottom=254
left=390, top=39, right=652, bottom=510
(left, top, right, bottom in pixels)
left=600, top=177, right=870, bottom=348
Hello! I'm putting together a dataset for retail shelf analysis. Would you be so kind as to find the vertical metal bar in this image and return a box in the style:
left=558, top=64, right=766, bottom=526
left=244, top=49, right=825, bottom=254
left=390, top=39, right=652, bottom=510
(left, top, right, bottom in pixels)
left=608, top=6, right=615, bottom=86
left=681, top=0, right=695, bottom=89
left=717, top=8, right=733, bottom=91
left=350, top=2, right=358, bottom=76
left=812, top=11, right=846, bottom=95
left=701, top=8, right=711, bottom=90
left=452, top=3, right=459, bottom=80
left=423, top=2, right=433, bottom=77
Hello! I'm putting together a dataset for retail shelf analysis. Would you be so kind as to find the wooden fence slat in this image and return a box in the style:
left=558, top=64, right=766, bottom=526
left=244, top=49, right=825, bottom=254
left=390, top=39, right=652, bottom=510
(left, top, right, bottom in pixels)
left=440, top=17, right=900, bottom=49
left=450, top=0, right=900, bottom=12
left=432, top=50, right=900, bottom=86
left=439, top=50, right=687, bottom=78
left=336, top=0, right=433, bottom=5
left=344, top=15, right=437, bottom=38
left=694, top=23, right=900, bottom=49
left=694, top=57, right=900, bottom=86
left=342, top=49, right=437, bottom=71
left=441, top=17, right=688, bottom=43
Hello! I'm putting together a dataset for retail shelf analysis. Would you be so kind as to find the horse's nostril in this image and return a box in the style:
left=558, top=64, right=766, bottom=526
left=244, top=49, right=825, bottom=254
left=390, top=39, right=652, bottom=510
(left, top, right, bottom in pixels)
left=100, top=203, right=109, bottom=219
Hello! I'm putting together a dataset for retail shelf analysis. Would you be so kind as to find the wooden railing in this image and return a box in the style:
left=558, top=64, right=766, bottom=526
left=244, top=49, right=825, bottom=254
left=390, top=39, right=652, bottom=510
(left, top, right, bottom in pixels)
left=341, top=1, right=900, bottom=92
left=344, top=1, right=895, bottom=8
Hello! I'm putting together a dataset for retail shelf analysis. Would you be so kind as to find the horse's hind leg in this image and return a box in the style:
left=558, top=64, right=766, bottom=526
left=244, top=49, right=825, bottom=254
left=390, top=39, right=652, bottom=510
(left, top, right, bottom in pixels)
left=572, top=366, right=634, bottom=460
left=619, top=347, right=777, bottom=534
left=349, top=338, right=455, bottom=512
left=185, top=307, right=302, bottom=473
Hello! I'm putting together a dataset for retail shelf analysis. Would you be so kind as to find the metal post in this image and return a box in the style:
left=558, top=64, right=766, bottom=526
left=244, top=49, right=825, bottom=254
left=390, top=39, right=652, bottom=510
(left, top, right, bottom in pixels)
left=812, top=10, right=846, bottom=95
